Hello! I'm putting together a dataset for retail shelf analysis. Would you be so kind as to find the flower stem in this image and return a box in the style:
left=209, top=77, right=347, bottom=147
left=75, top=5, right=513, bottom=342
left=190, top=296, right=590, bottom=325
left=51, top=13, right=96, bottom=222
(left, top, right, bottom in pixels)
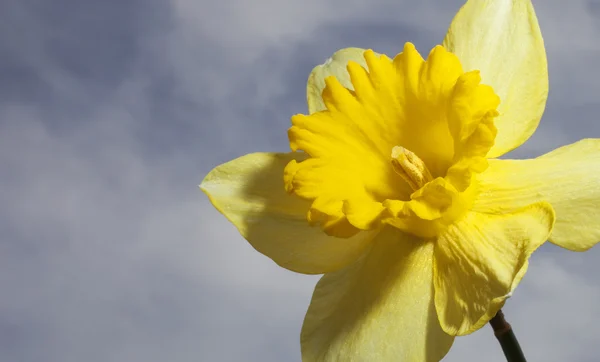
left=489, top=309, right=526, bottom=362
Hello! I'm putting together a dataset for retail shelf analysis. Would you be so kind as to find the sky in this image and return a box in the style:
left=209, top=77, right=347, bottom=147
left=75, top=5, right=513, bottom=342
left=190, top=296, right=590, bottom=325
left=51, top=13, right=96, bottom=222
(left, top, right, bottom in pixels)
left=1, top=0, right=599, bottom=361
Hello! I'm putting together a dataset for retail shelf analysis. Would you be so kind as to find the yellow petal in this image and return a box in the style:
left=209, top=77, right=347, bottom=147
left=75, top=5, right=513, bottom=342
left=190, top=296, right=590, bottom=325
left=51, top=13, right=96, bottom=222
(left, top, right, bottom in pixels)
left=433, top=203, right=554, bottom=336
left=289, top=44, right=500, bottom=237
left=301, top=227, right=454, bottom=362
left=200, top=152, right=376, bottom=274
left=474, top=139, right=600, bottom=251
left=443, top=0, right=548, bottom=158
left=306, top=48, right=369, bottom=114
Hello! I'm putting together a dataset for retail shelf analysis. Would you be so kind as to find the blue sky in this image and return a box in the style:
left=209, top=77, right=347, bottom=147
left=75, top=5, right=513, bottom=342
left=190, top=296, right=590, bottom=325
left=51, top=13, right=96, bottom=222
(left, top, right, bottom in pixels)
left=1, top=0, right=600, bottom=361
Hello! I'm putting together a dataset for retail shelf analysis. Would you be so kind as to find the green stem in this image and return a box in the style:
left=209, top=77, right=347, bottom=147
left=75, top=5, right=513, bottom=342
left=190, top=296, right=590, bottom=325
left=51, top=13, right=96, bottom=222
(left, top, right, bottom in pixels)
left=489, top=310, right=526, bottom=362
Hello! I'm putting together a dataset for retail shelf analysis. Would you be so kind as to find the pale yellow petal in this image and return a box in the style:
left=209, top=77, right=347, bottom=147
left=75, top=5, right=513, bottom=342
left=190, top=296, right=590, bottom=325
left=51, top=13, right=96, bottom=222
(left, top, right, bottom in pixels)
left=200, top=152, right=376, bottom=274
left=474, top=139, right=600, bottom=251
left=301, top=227, right=454, bottom=362
left=433, top=203, right=554, bottom=336
left=443, top=0, right=548, bottom=157
left=306, top=48, right=369, bottom=114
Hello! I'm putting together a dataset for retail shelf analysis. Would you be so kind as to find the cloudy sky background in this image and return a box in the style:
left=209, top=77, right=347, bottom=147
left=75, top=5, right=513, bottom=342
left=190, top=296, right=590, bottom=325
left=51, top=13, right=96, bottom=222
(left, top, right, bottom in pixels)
left=1, top=0, right=599, bottom=361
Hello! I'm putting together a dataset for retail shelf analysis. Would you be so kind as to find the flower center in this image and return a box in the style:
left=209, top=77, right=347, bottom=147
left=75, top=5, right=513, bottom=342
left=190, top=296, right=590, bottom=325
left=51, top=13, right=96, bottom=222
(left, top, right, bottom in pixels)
left=391, top=146, right=433, bottom=192
left=284, top=43, right=500, bottom=238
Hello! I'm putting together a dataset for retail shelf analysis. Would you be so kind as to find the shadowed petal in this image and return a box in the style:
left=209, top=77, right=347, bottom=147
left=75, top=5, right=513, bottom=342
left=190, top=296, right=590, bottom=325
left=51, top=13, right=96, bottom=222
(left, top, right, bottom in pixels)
left=306, top=47, right=369, bottom=114
left=201, top=152, right=376, bottom=274
left=433, top=203, right=554, bottom=335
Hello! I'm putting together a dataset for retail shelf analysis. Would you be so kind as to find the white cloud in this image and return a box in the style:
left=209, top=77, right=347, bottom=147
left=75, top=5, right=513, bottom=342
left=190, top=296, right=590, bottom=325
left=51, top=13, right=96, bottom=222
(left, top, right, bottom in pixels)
left=0, top=101, right=318, bottom=361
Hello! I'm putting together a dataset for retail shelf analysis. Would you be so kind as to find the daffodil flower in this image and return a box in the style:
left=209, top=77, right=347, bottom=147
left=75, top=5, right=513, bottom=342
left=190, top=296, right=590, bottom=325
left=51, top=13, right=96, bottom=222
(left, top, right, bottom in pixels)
left=200, top=0, right=600, bottom=360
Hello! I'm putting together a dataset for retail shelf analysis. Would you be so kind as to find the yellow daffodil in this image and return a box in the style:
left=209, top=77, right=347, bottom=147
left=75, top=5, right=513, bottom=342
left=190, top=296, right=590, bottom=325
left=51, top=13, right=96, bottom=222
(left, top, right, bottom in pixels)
left=200, top=0, right=600, bottom=360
